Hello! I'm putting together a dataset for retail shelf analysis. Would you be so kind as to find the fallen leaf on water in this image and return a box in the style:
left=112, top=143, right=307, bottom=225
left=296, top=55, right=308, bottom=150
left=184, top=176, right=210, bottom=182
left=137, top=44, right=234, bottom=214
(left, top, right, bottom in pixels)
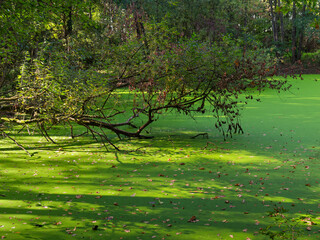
left=188, top=216, right=197, bottom=222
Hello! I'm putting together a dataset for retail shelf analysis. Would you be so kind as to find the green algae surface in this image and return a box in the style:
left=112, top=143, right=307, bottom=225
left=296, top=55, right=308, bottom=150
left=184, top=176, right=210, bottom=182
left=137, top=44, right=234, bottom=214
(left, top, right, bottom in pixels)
left=0, top=75, right=319, bottom=239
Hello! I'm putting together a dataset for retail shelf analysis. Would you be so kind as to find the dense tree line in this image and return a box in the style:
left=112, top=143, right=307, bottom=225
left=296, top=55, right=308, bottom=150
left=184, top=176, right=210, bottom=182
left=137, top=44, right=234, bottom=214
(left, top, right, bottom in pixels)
left=0, top=0, right=317, bottom=152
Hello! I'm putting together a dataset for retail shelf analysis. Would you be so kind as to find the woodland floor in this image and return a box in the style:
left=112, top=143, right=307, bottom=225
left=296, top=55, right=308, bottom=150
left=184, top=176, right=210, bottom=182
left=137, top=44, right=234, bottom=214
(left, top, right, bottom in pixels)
left=0, top=75, right=319, bottom=240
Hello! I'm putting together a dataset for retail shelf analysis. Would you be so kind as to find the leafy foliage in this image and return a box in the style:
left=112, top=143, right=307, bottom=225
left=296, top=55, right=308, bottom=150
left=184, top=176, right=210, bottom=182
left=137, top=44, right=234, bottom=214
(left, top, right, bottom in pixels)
left=259, top=205, right=316, bottom=239
left=0, top=0, right=292, bottom=152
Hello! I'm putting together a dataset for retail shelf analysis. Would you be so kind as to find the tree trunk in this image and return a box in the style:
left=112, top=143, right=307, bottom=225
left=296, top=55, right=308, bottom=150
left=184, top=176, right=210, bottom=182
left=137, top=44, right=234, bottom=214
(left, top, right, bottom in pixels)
left=89, top=6, right=92, bottom=20
left=67, top=6, right=73, bottom=36
left=291, top=1, right=297, bottom=63
left=243, top=0, right=248, bottom=49
left=63, top=5, right=72, bottom=44
left=274, top=0, right=279, bottom=41
left=269, top=0, right=278, bottom=43
left=278, top=0, right=285, bottom=43
left=103, top=0, right=107, bottom=16
left=131, top=1, right=149, bottom=55
left=297, top=4, right=306, bottom=61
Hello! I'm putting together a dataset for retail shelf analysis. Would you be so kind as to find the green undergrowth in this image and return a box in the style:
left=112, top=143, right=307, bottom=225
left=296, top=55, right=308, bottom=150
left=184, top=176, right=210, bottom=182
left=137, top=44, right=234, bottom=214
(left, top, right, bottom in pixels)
left=0, top=75, right=319, bottom=239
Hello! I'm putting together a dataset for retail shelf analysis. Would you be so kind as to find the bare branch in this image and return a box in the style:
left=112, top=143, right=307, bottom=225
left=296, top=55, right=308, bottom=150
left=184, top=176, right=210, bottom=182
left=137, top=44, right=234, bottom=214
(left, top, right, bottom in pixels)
left=1, top=129, right=32, bottom=157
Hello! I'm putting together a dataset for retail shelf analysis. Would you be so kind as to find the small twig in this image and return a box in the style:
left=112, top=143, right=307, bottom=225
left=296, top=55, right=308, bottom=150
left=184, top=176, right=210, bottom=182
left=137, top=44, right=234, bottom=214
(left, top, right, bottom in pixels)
left=1, top=129, right=32, bottom=157
left=191, top=133, right=208, bottom=139
left=68, top=120, right=88, bottom=139
left=99, top=126, right=120, bottom=151
left=37, top=122, right=56, bottom=144
left=18, top=125, right=26, bottom=134
left=202, top=141, right=218, bottom=150
left=131, top=144, right=152, bottom=153
left=83, top=124, right=120, bottom=151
